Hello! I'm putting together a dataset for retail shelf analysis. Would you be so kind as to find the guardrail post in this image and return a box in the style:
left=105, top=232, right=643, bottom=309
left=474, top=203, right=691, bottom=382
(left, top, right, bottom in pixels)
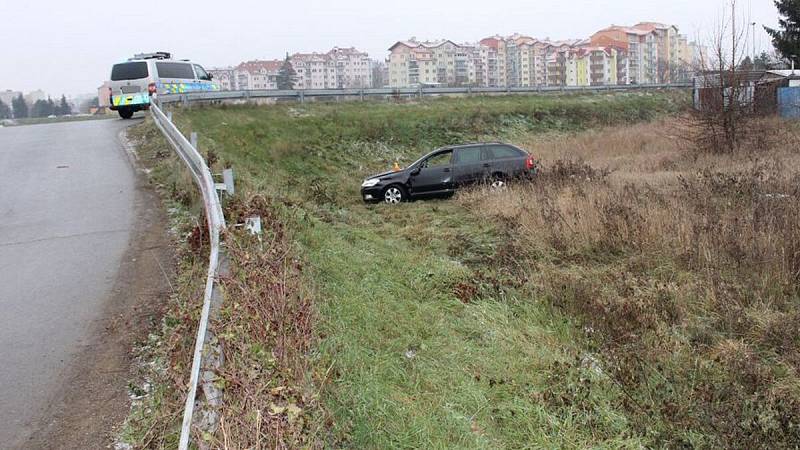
left=182, top=94, right=189, bottom=108
left=360, top=89, right=364, bottom=101
left=190, top=132, right=198, bottom=149
left=299, top=91, right=305, bottom=104
left=166, top=111, right=173, bottom=122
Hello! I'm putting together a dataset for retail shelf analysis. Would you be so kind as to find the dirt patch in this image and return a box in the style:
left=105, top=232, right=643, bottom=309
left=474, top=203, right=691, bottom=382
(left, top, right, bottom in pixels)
left=18, top=138, right=175, bottom=450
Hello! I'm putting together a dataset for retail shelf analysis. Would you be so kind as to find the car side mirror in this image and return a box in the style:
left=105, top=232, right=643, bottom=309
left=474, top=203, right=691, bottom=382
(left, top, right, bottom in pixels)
left=207, top=74, right=213, bottom=80
left=411, top=166, right=421, bottom=176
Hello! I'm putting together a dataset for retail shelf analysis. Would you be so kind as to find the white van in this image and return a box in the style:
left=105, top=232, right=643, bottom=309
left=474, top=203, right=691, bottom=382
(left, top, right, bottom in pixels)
left=108, top=52, right=218, bottom=119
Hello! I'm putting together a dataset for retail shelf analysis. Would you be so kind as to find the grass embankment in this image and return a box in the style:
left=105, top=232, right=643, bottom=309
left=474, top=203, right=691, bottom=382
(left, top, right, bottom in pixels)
left=165, top=92, right=696, bottom=449
left=123, top=92, right=798, bottom=448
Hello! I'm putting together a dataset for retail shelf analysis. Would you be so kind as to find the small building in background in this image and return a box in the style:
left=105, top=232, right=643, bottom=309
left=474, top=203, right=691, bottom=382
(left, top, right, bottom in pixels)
left=97, top=82, right=110, bottom=107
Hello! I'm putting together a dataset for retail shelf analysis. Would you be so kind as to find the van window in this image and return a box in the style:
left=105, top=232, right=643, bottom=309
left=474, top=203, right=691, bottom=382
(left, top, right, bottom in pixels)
left=111, top=62, right=148, bottom=80
left=156, top=62, right=195, bottom=79
left=193, top=64, right=211, bottom=81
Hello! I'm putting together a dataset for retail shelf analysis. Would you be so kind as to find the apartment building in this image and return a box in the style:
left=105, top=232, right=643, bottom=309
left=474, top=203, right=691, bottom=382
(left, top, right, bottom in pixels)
left=292, top=53, right=336, bottom=89
left=565, top=47, right=619, bottom=86
left=208, top=46, right=373, bottom=91
left=328, top=47, right=373, bottom=88
left=232, top=59, right=283, bottom=90
left=388, top=39, right=476, bottom=87
left=388, top=34, right=623, bottom=89
left=590, top=22, right=694, bottom=84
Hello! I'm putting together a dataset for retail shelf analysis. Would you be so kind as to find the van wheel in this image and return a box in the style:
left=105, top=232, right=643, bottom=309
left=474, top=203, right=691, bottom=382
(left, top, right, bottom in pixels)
left=118, top=108, right=134, bottom=119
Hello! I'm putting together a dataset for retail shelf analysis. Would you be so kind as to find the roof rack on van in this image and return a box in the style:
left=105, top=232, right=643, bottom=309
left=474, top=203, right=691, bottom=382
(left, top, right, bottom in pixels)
left=130, top=51, right=172, bottom=61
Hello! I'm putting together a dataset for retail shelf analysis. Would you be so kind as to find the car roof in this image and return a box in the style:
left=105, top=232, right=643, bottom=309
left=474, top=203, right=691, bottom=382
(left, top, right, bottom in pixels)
left=434, top=142, right=510, bottom=151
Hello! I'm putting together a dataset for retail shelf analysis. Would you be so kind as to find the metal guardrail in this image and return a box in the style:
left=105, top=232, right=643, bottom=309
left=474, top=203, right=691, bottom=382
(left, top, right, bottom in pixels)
left=149, top=101, right=226, bottom=450
left=158, top=82, right=693, bottom=104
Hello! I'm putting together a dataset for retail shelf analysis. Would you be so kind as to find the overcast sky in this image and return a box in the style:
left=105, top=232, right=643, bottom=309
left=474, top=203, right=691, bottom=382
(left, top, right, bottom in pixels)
left=0, top=0, right=781, bottom=97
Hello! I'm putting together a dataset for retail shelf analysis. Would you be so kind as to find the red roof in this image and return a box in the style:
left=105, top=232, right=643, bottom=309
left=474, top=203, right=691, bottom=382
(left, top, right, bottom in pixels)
left=235, top=59, right=282, bottom=73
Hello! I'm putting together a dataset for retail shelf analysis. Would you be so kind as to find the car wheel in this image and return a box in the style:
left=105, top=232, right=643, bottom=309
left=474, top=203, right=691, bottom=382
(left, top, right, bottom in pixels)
left=383, top=185, right=405, bottom=204
left=490, top=175, right=507, bottom=190
left=118, top=108, right=134, bottom=119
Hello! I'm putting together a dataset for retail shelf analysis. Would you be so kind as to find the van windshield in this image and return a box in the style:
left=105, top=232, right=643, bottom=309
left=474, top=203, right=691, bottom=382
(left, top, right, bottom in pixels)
left=111, top=62, right=148, bottom=80
left=156, top=62, right=195, bottom=79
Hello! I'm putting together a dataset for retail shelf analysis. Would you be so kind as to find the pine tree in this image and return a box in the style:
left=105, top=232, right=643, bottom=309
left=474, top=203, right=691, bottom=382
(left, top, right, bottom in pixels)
left=765, top=0, right=800, bottom=62
left=47, top=97, right=56, bottom=116
left=32, top=99, right=49, bottom=118
left=12, top=94, right=28, bottom=119
left=57, top=95, right=71, bottom=116
left=277, top=53, right=297, bottom=90
left=0, top=100, right=11, bottom=119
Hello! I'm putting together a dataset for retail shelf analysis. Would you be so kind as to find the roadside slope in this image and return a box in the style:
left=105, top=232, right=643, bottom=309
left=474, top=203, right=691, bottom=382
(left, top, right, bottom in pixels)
left=123, top=92, right=694, bottom=448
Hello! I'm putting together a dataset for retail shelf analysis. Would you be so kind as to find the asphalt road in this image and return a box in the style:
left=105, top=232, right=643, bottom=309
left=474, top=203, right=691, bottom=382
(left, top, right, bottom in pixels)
left=0, top=118, right=142, bottom=447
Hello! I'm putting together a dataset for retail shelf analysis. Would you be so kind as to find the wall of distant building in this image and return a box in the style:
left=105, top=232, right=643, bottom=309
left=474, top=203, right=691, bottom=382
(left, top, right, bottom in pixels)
left=388, top=22, right=700, bottom=89
left=209, top=46, right=379, bottom=91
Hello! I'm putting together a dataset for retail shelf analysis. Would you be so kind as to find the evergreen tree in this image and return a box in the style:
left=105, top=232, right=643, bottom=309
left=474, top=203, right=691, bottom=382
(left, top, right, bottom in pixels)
left=31, top=99, right=49, bottom=118
left=0, top=100, right=10, bottom=119
left=57, top=95, right=71, bottom=116
left=47, top=97, right=56, bottom=116
left=12, top=94, right=28, bottom=119
left=739, top=56, right=754, bottom=71
left=277, top=53, right=297, bottom=90
left=765, top=0, right=800, bottom=63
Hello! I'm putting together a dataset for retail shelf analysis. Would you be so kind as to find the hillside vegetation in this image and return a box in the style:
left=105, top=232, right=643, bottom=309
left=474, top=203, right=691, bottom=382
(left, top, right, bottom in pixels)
left=124, top=92, right=800, bottom=448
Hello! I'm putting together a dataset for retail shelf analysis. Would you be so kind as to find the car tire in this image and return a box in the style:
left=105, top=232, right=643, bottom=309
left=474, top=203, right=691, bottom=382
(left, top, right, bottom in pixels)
left=489, top=174, right=508, bottom=190
left=118, top=108, right=134, bottom=119
left=383, top=185, right=406, bottom=204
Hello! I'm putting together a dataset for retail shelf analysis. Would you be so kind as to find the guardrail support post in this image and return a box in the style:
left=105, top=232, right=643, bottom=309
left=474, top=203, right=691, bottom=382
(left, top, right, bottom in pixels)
left=299, top=91, right=305, bottom=104
left=167, top=111, right=173, bottom=122
left=190, top=132, right=198, bottom=149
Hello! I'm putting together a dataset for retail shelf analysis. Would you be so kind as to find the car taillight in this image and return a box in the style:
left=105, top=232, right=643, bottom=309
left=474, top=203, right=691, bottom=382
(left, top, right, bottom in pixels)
left=526, top=155, right=536, bottom=170
left=148, top=83, right=157, bottom=95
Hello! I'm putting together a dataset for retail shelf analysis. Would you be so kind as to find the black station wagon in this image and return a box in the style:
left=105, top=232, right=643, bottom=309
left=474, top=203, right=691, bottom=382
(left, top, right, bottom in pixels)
left=360, top=143, right=538, bottom=204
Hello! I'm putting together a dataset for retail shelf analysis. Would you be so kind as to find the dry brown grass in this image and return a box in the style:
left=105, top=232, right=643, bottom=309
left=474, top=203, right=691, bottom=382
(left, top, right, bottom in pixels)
left=207, top=194, right=324, bottom=450
left=459, top=118, right=800, bottom=447
left=517, top=116, right=800, bottom=188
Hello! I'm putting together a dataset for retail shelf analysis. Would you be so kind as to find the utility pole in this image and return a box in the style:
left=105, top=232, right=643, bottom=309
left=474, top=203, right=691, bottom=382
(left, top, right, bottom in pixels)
left=751, top=22, right=757, bottom=67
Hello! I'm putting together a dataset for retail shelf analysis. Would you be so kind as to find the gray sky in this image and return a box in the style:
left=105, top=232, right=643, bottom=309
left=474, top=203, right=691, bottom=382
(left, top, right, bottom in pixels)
left=0, top=0, right=780, bottom=97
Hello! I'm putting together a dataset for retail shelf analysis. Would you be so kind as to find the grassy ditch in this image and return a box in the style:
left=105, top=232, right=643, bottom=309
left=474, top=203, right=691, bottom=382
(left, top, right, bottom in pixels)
left=124, top=91, right=800, bottom=448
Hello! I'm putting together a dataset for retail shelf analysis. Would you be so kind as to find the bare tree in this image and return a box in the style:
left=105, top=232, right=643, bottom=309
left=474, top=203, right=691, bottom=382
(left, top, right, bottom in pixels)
left=690, top=0, right=759, bottom=153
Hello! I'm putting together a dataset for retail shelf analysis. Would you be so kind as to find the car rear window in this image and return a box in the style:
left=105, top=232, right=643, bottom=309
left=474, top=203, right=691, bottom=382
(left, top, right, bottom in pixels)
left=484, top=145, right=524, bottom=159
left=156, top=62, right=195, bottom=79
left=110, top=62, right=148, bottom=80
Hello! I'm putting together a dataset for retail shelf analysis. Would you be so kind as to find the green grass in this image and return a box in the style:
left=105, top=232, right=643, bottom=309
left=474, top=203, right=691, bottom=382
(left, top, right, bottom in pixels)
left=159, top=92, right=687, bottom=448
